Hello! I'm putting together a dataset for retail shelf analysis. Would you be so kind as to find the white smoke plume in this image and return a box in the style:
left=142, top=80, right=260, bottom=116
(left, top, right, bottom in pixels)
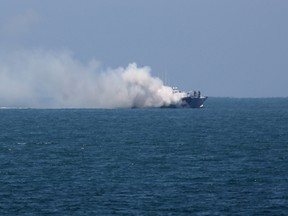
left=0, top=50, right=183, bottom=108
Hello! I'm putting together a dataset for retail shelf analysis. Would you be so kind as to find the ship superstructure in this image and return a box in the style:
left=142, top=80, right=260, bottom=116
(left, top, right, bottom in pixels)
left=163, top=87, right=208, bottom=108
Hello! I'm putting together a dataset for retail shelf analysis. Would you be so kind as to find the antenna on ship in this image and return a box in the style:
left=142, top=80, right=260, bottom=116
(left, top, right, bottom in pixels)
left=164, top=71, right=170, bottom=86
left=159, top=69, right=170, bottom=86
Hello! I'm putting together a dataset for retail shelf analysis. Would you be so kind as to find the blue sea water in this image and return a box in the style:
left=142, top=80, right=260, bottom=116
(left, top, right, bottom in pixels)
left=0, top=98, right=287, bottom=215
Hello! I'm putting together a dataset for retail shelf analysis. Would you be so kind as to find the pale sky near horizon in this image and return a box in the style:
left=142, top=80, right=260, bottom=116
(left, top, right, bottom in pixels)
left=1, top=0, right=288, bottom=97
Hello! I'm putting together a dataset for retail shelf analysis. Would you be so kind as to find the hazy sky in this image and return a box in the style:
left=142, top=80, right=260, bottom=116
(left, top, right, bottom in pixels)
left=1, top=0, right=288, bottom=97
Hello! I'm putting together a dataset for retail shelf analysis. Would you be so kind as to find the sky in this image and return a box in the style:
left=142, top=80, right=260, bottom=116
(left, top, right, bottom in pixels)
left=1, top=0, right=288, bottom=99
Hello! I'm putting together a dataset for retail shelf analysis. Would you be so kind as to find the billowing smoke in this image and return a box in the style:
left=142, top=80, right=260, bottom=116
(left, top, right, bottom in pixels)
left=0, top=50, right=183, bottom=108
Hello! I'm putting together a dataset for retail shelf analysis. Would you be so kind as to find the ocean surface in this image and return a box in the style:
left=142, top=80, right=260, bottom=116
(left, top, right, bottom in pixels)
left=1, top=98, right=287, bottom=215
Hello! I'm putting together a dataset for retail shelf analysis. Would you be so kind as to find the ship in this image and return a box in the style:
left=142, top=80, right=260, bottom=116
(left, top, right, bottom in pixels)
left=162, top=87, right=208, bottom=108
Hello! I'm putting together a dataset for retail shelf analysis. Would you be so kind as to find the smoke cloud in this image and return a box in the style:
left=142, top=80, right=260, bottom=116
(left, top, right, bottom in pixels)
left=0, top=50, right=183, bottom=108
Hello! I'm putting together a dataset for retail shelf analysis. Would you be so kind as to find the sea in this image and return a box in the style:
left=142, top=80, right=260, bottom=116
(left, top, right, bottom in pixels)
left=1, top=98, right=287, bottom=216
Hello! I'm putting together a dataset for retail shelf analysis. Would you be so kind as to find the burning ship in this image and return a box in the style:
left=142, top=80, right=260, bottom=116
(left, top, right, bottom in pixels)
left=163, top=87, right=208, bottom=108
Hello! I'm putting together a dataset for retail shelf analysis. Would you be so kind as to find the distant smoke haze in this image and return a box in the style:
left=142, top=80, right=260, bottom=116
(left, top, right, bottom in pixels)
left=0, top=50, right=183, bottom=108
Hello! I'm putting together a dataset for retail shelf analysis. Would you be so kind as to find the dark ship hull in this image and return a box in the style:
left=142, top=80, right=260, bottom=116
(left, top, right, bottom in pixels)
left=181, top=96, right=208, bottom=108
left=162, top=96, right=208, bottom=108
